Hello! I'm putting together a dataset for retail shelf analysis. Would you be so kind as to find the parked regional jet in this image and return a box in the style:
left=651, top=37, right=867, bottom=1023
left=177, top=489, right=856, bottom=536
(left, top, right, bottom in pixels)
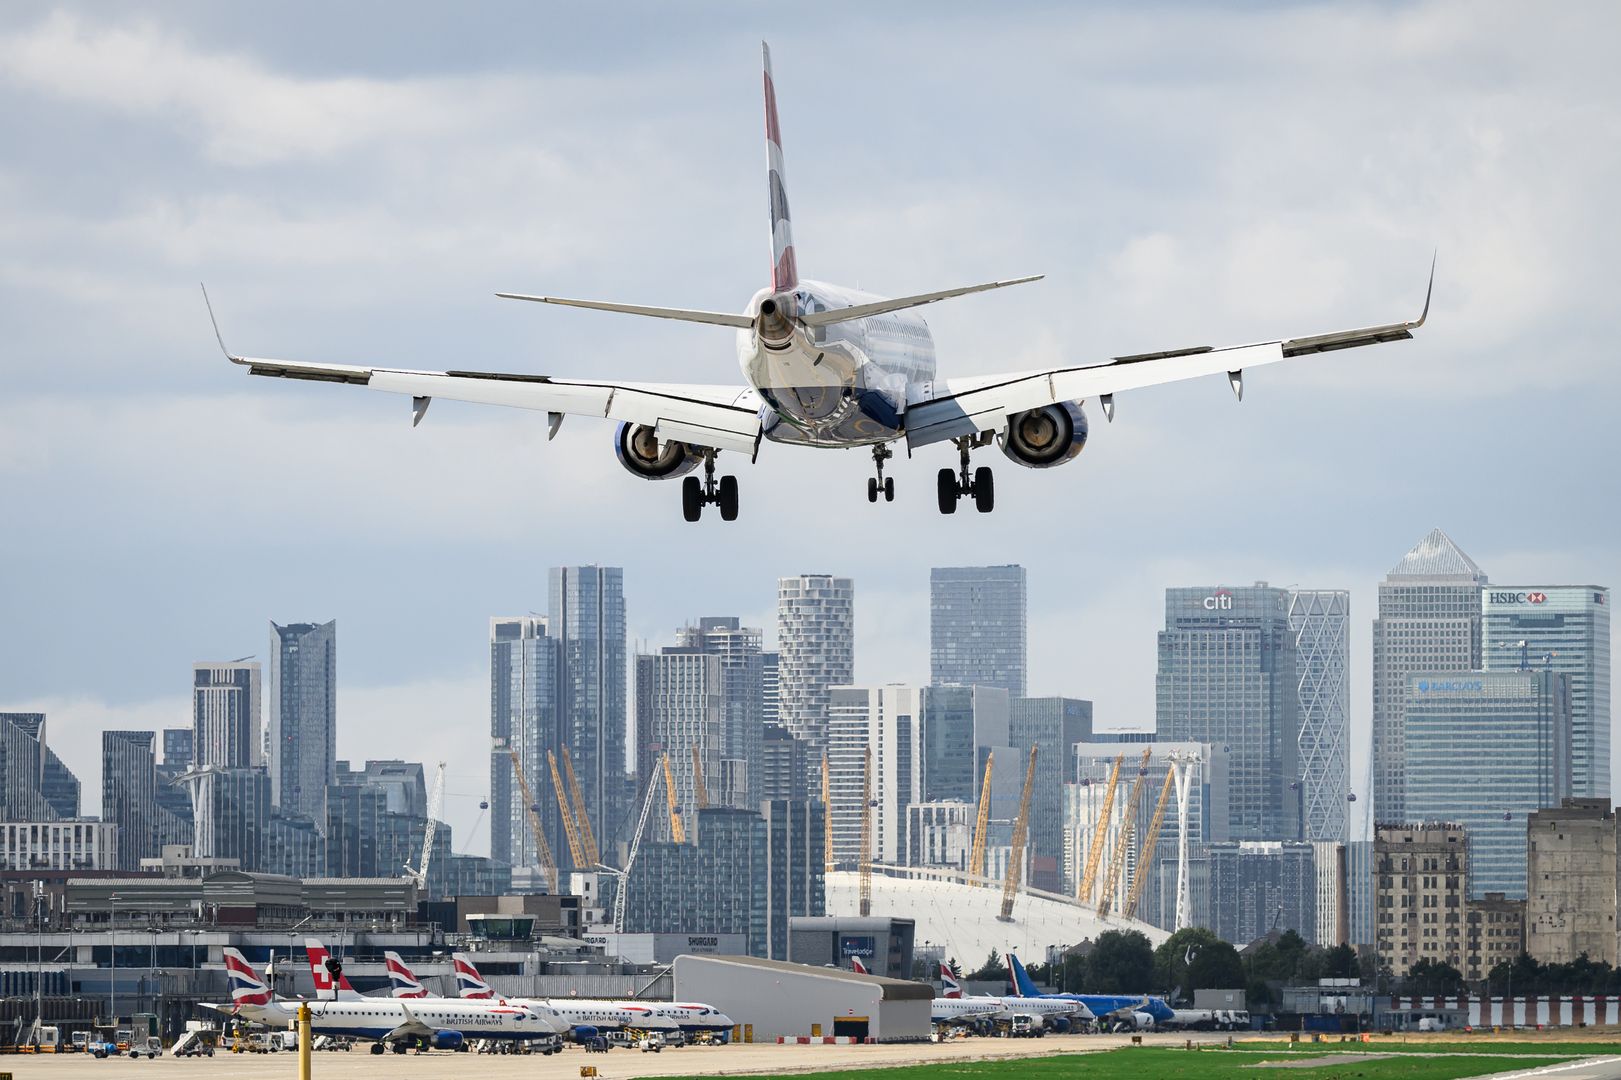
left=1006, top=953, right=1170, bottom=1030
left=450, top=952, right=718, bottom=1040
left=938, top=963, right=1081, bottom=1028
left=205, top=44, right=1431, bottom=523
left=206, top=947, right=566, bottom=1054
left=384, top=950, right=429, bottom=999
left=304, top=938, right=366, bottom=1001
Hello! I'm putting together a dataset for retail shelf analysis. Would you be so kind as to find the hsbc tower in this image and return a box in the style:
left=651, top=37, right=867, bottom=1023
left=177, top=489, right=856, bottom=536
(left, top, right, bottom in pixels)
left=1483, top=586, right=1612, bottom=799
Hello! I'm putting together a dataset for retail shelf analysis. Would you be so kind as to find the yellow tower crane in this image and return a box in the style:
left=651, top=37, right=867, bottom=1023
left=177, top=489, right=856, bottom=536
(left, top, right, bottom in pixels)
left=547, top=750, right=587, bottom=868
left=1077, top=754, right=1124, bottom=905
left=561, top=748, right=600, bottom=867
left=858, top=744, right=874, bottom=917
left=968, top=751, right=995, bottom=886
left=1098, top=748, right=1153, bottom=918
left=998, top=745, right=1038, bottom=921
left=504, top=746, right=558, bottom=894
left=691, top=745, right=710, bottom=809
left=1124, top=765, right=1176, bottom=920
left=822, top=752, right=833, bottom=871
left=661, top=754, right=686, bottom=843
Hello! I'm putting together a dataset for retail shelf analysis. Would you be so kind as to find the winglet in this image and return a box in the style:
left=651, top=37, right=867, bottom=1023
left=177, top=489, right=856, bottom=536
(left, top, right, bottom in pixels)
left=200, top=284, right=243, bottom=363
left=1414, top=249, right=1437, bottom=328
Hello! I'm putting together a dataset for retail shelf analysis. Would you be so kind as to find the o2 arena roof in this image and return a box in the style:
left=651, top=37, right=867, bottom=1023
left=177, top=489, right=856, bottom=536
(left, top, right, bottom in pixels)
left=825, top=866, right=1169, bottom=966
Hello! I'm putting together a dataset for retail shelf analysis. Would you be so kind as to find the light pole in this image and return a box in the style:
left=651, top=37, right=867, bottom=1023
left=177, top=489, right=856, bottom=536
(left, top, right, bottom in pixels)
left=107, top=894, right=121, bottom=1030
left=34, top=881, right=44, bottom=1047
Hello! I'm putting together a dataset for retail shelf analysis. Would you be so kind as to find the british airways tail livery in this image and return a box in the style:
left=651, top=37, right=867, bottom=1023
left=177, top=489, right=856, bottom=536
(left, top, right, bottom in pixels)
left=208, top=43, right=1431, bottom=523
left=384, top=951, right=430, bottom=999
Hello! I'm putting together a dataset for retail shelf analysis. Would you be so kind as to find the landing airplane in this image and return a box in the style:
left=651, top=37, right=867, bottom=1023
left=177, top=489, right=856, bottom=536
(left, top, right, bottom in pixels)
left=206, top=44, right=1430, bottom=523
left=1006, top=952, right=1170, bottom=1030
left=451, top=952, right=731, bottom=1041
left=207, top=947, right=566, bottom=1054
left=937, top=964, right=1081, bottom=1029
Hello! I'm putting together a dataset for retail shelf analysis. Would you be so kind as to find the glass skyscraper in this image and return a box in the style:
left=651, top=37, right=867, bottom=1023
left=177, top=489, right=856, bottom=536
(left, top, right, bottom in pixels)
left=1483, top=586, right=1610, bottom=799
left=489, top=615, right=560, bottom=871
left=1404, top=670, right=1572, bottom=897
left=675, top=617, right=766, bottom=808
left=929, top=565, right=1027, bottom=698
left=920, top=685, right=1010, bottom=805
left=636, top=646, right=723, bottom=841
left=1009, top=696, right=1093, bottom=892
left=1288, top=590, right=1350, bottom=841
left=551, top=566, right=629, bottom=857
left=192, top=661, right=261, bottom=769
left=102, top=729, right=157, bottom=870
left=268, top=620, right=337, bottom=823
left=1371, top=530, right=1486, bottom=826
left=1157, top=583, right=1300, bottom=841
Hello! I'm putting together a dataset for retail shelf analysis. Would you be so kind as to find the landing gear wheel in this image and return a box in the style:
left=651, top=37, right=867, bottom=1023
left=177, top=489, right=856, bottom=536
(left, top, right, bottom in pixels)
left=681, top=475, right=703, bottom=522
left=370, top=1044, right=385, bottom=1055
left=718, top=474, right=739, bottom=521
left=867, top=477, right=878, bottom=503
left=883, top=476, right=894, bottom=502
left=973, top=466, right=995, bottom=513
left=937, top=468, right=959, bottom=515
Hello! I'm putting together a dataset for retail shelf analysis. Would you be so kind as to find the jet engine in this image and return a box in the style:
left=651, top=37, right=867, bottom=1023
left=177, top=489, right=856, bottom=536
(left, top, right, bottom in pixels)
left=429, top=1030, right=465, bottom=1050
left=998, top=401, right=1088, bottom=469
left=1049, top=1016, right=1071, bottom=1034
left=570, top=1026, right=600, bottom=1043
left=615, top=423, right=701, bottom=480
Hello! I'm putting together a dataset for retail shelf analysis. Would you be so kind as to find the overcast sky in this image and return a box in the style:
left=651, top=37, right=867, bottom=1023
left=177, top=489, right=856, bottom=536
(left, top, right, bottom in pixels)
left=3, top=1, right=1617, bottom=856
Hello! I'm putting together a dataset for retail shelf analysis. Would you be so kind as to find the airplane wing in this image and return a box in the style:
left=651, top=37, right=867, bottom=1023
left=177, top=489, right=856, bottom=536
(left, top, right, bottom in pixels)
left=381, top=1003, right=434, bottom=1042
left=205, top=290, right=763, bottom=459
left=904, top=265, right=1432, bottom=450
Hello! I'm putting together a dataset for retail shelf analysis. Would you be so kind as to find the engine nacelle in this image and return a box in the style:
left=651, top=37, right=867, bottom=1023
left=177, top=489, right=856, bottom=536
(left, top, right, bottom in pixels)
left=998, top=401, right=1088, bottom=469
left=570, top=1026, right=599, bottom=1043
left=1049, top=1016, right=1071, bottom=1033
left=615, top=423, right=701, bottom=480
left=430, top=1030, right=464, bottom=1050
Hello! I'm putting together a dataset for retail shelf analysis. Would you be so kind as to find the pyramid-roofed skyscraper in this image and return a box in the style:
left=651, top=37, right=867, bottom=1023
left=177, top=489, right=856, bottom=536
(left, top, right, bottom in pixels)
left=1372, top=529, right=1488, bottom=825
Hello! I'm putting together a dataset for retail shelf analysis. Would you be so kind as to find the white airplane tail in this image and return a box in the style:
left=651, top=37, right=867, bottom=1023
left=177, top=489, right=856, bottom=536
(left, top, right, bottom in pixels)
left=850, top=956, right=868, bottom=975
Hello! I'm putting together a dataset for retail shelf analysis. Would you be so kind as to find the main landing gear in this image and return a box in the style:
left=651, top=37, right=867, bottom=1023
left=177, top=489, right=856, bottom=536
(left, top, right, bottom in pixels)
left=868, top=444, right=895, bottom=503
left=937, top=437, right=994, bottom=514
left=681, top=450, right=739, bottom=523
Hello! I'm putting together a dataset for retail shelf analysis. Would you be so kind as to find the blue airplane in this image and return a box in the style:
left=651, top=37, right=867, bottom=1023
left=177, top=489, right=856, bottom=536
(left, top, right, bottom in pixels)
left=1005, top=953, right=1175, bottom=1028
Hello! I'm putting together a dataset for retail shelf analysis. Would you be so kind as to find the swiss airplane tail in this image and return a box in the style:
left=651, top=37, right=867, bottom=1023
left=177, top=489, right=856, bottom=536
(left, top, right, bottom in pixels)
left=223, top=948, right=273, bottom=1007
left=384, top=951, right=429, bottom=998
left=939, top=962, right=962, bottom=999
left=452, top=952, right=495, bottom=999
left=304, top=938, right=364, bottom=1001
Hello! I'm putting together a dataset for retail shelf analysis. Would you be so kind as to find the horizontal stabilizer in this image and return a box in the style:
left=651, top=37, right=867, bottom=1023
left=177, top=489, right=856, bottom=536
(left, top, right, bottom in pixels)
left=496, top=292, right=752, bottom=328
left=799, top=275, right=1042, bottom=327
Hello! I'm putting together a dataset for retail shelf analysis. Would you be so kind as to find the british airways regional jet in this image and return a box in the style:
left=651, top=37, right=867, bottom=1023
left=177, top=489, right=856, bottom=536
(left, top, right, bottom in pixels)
left=206, top=44, right=1430, bottom=523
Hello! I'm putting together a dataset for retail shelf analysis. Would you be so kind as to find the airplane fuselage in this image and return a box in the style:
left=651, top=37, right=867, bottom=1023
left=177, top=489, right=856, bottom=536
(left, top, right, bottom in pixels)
left=739, top=281, right=936, bottom=448
left=225, top=999, right=563, bottom=1043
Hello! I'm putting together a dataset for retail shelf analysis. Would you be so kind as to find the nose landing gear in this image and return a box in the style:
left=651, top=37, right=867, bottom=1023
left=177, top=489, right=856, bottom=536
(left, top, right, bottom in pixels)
left=937, top=437, right=994, bottom=514
left=681, top=450, right=739, bottom=522
left=867, top=444, right=895, bottom=503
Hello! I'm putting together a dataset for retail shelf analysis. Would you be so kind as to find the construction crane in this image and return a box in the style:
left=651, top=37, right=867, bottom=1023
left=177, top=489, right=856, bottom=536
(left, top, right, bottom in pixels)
left=691, top=745, right=710, bottom=809
left=548, top=751, right=587, bottom=868
left=968, top=751, right=995, bottom=886
left=613, top=766, right=672, bottom=932
left=1124, top=765, right=1176, bottom=920
left=561, top=748, right=600, bottom=867
left=1098, top=748, right=1153, bottom=918
left=661, top=754, right=686, bottom=843
left=821, top=752, right=833, bottom=871
left=1077, top=754, right=1124, bottom=905
left=406, top=761, right=445, bottom=888
left=997, top=746, right=1038, bottom=921
left=858, top=744, right=874, bottom=917
left=504, top=746, right=559, bottom=894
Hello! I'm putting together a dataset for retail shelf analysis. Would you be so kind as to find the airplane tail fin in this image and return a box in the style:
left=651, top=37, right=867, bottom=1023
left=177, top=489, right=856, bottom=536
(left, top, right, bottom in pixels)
left=452, top=952, right=495, bottom=999
left=762, top=42, right=797, bottom=292
left=1006, top=952, right=1038, bottom=997
left=223, top=948, right=273, bottom=1007
left=850, top=956, right=868, bottom=975
left=939, top=963, right=962, bottom=999
left=384, top=951, right=428, bottom=999
left=304, top=938, right=363, bottom=1001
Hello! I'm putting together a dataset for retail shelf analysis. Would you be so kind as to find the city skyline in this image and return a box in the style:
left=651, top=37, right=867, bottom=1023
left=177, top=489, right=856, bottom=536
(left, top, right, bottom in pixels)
left=11, top=538, right=1614, bottom=856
